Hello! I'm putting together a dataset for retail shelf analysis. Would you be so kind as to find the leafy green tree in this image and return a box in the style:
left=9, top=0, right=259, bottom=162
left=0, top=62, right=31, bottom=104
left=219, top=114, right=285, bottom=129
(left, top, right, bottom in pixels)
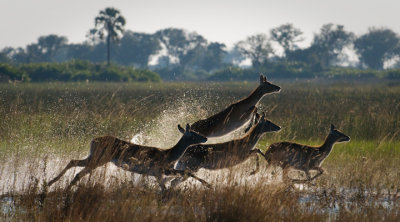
left=155, top=28, right=187, bottom=63
left=354, top=28, right=400, bottom=69
left=236, top=34, right=274, bottom=69
left=25, top=43, right=43, bottom=62
left=0, top=47, right=13, bottom=63
left=310, top=24, right=354, bottom=68
left=66, top=43, right=94, bottom=61
left=8, top=35, right=68, bottom=63
left=37, top=34, right=68, bottom=62
left=287, top=47, right=323, bottom=71
left=116, top=31, right=161, bottom=67
left=9, top=47, right=29, bottom=63
left=92, top=7, right=126, bottom=65
left=270, top=23, right=303, bottom=58
left=202, top=42, right=227, bottom=71
left=155, top=28, right=207, bottom=69
left=180, top=43, right=207, bottom=71
left=223, top=46, right=246, bottom=66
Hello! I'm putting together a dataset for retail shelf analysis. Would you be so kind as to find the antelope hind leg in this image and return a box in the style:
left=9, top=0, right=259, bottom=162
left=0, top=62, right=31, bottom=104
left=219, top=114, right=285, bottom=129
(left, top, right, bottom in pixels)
left=170, top=176, right=189, bottom=189
left=47, top=158, right=89, bottom=187
left=66, top=166, right=95, bottom=190
left=155, top=175, right=167, bottom=193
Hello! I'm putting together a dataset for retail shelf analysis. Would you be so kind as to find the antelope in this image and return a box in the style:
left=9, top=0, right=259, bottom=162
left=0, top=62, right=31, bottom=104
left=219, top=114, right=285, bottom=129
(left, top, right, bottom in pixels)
left=263, top=124, right=350, bottom=183
left=46, top=124, right=209, bottom=191
left=172, top=113, right=281, bottom=187
left=191, top=74, right=280, bottom=137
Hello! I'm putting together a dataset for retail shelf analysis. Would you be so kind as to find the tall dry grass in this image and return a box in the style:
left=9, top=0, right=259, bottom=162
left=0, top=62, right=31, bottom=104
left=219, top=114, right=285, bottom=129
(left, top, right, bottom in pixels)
left=1, top=80, right=400, bottom=221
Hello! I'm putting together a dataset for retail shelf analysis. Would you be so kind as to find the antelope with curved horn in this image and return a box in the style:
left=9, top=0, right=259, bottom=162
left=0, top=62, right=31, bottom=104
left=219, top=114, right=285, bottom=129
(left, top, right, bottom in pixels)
left=191, top=74, right=280, bottom=137
left=47, top=124, right=209, bottom=191
left=264, top=124, right=350, bottom=183
left=172, top=113, right=281, bottom=187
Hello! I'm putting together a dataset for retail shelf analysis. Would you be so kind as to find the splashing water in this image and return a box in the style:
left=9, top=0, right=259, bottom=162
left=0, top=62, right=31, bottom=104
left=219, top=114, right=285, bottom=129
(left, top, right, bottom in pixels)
left=130, top=133, right=146, bottom=145
left=129, top=96, right=251, bottom=147
left=130, top=98, right=208, bottom=147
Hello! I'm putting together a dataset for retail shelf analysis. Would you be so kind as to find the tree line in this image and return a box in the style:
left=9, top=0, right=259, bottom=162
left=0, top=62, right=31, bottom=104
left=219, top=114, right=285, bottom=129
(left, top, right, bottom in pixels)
left=0, top=61, right=160, bottom=82
left=1, top=7, right=400, bottom=81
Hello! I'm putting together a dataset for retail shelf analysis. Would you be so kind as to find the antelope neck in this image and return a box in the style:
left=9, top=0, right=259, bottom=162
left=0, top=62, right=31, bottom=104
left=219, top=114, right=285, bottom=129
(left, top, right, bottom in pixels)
left=166, top=137, right=191, bottom=162
left=242, top=123, right=264, bottom=150
left=241, top=86, right=265, bottom=107
left=319, top=133, right=337, bottom=154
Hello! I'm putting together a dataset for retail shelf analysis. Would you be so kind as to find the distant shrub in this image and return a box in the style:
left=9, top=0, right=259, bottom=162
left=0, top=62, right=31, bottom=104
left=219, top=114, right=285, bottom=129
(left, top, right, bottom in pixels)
left=0, top=63, right=29, bottom=82
left=208, top=67, right=254, bottom=81
left=269, top=62, right=315, bottom=78
left=2, top=60, right=400, bottom=82
left=210, top=62, right=317, bottom=81
left=0, top=61, right=161, bottom=82
left=133, top=69, right=161, bottom=82
left=20, top=63, right=64, bottom=81
left=323, top=68, right=379, bottom=78
left=386, top=69, right=400, bottom=79
left=209, top=65, right=400, bottom=81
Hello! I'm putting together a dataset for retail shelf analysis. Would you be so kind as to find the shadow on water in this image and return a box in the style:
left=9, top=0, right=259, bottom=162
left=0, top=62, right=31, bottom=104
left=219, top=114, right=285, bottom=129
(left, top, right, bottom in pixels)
left=296, top=186, right=400, bottom=219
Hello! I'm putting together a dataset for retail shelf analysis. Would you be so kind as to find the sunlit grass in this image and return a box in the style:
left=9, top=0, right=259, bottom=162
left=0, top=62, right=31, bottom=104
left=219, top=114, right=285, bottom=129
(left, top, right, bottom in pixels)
left=1, top=81, right=400, bottom=221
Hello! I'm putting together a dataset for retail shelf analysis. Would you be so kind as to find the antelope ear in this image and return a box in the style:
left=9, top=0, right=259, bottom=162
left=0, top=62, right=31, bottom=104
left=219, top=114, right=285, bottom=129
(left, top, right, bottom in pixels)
left=178, top=124, right=185, bottom=134
left=330, top=124, right=335, bottom=131
left=259, top=74, right=264, bottom=84
left=263, top=75, right=267, bottom=82
left=186, top=123, right=190, bottom=132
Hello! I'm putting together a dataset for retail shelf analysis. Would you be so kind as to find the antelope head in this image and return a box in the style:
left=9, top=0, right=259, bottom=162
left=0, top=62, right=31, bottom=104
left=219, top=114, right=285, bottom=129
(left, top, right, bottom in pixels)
left=259, top=113, right=281, bottom=133
left=178, top=124, right=208, bottom=144
left=252, top=112, right=281, bottom=133
left=329, top=124, right=350, bottom=143
left=259, top=73, right=281, bottom=94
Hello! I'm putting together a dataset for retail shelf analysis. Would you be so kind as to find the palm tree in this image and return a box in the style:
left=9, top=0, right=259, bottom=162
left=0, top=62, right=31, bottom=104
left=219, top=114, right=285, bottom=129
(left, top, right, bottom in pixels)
left=93, top=7, right=126, bottom=65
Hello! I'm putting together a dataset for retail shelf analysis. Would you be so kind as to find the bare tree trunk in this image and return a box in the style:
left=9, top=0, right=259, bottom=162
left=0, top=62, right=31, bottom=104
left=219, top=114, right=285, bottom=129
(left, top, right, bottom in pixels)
left=107, top=33, right=111, bottom=65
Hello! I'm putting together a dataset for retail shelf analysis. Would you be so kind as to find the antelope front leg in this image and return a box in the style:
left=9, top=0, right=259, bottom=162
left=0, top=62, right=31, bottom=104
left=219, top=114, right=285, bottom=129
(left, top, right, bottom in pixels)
left=163, top=169, right=211, bottom=189
left=249, top=149, right=265, bottom=175
left=172, top=169, right=211, bottom=189
left=186, top=171, right=211, bottom=189
left=291, top=170, right=312, bottom=184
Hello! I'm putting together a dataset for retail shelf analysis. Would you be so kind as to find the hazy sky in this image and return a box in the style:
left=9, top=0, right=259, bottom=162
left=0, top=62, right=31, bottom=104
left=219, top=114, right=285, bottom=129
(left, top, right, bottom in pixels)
left=1, top=0, right=400, bottom=49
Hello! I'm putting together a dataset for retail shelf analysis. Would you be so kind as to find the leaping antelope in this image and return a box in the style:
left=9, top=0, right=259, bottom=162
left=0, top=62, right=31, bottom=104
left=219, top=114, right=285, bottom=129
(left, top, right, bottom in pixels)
left=47, top=124, right=209, bottom=191
left=191, top=74, right=281, bottom=137
left=264, top=124, right=350, bottom=183
left=172, top=113, right=281, bottom=187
